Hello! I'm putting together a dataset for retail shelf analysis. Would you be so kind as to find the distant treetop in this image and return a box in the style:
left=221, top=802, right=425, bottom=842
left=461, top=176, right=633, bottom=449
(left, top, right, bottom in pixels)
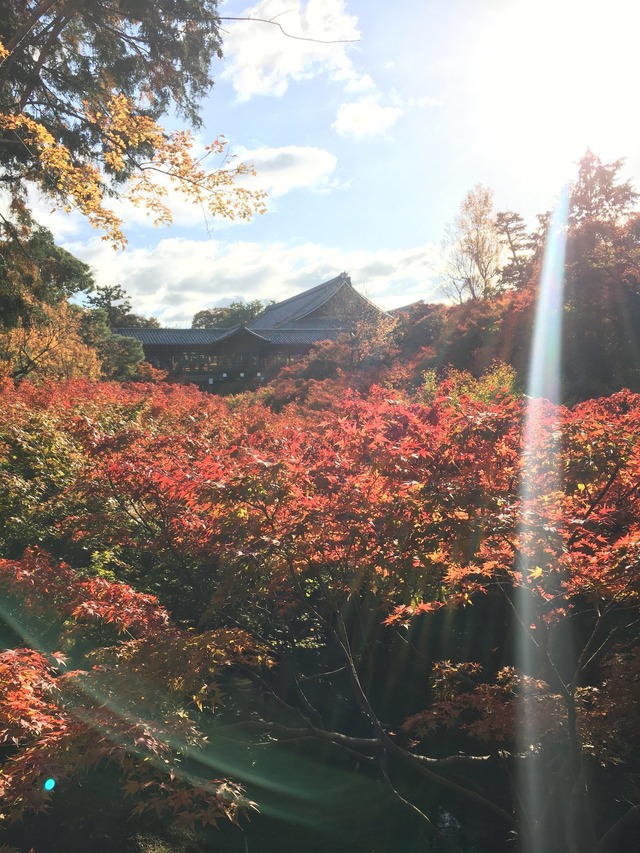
left=191, top=299, right=273, bottom=329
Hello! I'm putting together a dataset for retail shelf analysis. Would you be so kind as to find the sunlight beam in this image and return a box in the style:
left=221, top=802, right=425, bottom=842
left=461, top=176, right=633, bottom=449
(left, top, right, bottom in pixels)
left=516, top=185, right=569, bottom=851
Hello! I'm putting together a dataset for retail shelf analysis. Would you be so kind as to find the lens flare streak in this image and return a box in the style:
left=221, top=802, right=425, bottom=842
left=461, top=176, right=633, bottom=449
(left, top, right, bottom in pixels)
left=516, top=185, right=569, bottom=852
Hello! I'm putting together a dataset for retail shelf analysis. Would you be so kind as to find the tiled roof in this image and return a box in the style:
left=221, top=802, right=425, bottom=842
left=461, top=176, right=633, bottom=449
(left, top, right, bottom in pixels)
left=261, top=329, right=342, bottom=345
left=112, top=327, right=242, bottom=345
left=283, top=317, right=346, bottom=330
left=114, top=326, right=343, bottom=348
left=114, top=273, right=386, bottom=348
left=249, top=273, right=352, bottom=330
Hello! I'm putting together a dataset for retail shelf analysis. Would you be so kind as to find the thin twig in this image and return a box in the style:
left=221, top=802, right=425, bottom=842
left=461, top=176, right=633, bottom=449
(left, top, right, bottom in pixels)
left=378, top=751, right=463, bottom=853
left=220, top=16, right=359, bottom=44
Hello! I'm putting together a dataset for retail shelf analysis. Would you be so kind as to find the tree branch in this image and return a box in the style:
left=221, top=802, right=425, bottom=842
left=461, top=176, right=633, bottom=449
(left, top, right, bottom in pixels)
left=219, top=16, right=359, bottom=44
left=4, top=0, right=61, bottom=56
left=378, top=751, right=464, bottom=853
left=19, top=2, right=85, bottom=110
left=593, top=802, right=640, bottom=853
left=566, top=459, right=624, bottom=550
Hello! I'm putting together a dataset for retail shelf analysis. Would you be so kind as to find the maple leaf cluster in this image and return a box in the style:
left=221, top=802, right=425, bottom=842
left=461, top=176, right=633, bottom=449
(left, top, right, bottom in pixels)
left=0, top=547, right=261, bottom=830
left=0, top=376, right=640, bottom=848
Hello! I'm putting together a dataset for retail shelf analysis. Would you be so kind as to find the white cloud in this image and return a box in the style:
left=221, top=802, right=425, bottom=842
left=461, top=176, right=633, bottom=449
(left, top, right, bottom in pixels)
left=12, top=187, right=88, bottom=240
left=65, top=235, right=442, bottom=325
left=220, top=0, right=370, bottom=99
left=403, top=95, right=443, bottom=109
left=333, top=96, right=403, bottom=139
left=235, top=144, right=338, bottom=196
left=20, top=139, right=342, bottom=248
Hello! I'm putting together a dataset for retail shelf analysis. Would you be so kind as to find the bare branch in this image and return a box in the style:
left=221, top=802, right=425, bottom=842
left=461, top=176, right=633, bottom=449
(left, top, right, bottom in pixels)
left=220, top=16, right=359, bottom=44
left=378, top=754, right=463, bottom=853
left=4, top=0, right=61, bottom=56
left=390, top=742, right=517, bottom=828
left=298, top=665, right=347, bottom=682
left=593, top=802, right=640, bottom=853
left=410, top=752, right=492, bottom=767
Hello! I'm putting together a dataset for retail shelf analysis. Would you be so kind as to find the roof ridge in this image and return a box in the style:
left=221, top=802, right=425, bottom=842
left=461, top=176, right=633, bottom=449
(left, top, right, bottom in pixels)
left=249, top=273, right=355, bottom=330
left=250, top=272, right=350, bottom=318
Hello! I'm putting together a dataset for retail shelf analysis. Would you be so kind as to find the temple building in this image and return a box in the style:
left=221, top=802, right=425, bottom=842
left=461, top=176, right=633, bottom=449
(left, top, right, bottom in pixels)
left=114, top=273, right=385, bottom=392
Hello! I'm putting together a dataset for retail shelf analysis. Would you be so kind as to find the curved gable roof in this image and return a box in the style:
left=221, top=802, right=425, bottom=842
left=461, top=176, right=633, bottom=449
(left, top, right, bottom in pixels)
left=113, top=273, right=387, bottom=349
left=249, top=272, right=354, bottom=330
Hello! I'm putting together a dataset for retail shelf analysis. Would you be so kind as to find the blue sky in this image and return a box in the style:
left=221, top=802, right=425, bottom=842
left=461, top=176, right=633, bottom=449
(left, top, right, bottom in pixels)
left=36, top=0, right=640, bottom=326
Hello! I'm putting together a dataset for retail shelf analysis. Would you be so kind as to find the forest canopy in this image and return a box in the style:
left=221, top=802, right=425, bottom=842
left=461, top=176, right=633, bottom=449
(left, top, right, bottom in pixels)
left=1, top=358, right=640, bottom=851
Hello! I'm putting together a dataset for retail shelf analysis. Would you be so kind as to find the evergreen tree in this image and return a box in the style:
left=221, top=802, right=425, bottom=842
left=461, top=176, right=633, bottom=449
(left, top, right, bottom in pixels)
left=569, top=149, right=638, bottom=227
left=0, top=0, right=223, bottom=206
left=496, top=210, right=532, bottom=289
left=562, top=154, right=640, bottom=399
left=80, top=308, right=146, bottom=379
left=192, top=299, right=271, bottom=328
left=86, top=284, right=160, bottom=328
left=0, top=226, right=94, bottom=329
left=0, top=0, right=265, bottom=246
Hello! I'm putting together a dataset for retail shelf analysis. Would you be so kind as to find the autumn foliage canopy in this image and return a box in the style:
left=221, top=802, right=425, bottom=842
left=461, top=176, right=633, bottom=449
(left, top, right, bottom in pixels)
left=0, top=373, right=639, bottom=850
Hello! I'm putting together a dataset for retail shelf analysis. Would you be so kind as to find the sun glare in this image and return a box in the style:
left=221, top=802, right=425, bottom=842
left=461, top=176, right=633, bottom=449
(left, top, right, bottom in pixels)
left=475, top=0, right=640, bottom=183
